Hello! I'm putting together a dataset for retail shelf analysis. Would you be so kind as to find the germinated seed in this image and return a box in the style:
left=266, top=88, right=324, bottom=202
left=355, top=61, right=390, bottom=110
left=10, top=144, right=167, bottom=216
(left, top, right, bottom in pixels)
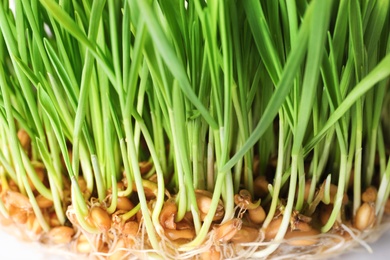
left=139, top=161, right=153, bottom=174
left=214, top=218, right=242, bottom=242
left=90, top=206, right=112, bottom=232
left=165, top=228, right=196, bottom=240
left=159, top=198, right=177, bottom=230
left=354, top=202, right=376, bottom=231
left=116, top=196, right=134, bottom=211
left=196, top=190, right=224, bottom=221
left=8, top=205, right=28, bottom=224
left=48, top=226, right=75, bottom=244
left=36, top=194, right=54, bottom=209
left=264, top=217, right=282, bottom=240
left=248, top=205, right=266, bottom=224
left=231, top=225, right=259, bottom=243
left=291, top=221, right=312, bottom=232
left=362, top=186, right=377, bottom=203
left=234, top=189, right=252, bottom=208
left=132, top=180, right=158, bottom=199
left=291, top=211, right=312, bottom=231
left=4, top=190, right=32, bottom=210
left=176, top=219, right=193, bottom=230
left=123, top=221, right=139, bottom=236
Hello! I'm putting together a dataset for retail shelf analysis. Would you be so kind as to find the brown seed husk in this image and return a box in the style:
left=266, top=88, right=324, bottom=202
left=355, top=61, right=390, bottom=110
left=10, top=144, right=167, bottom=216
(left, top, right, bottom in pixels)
left=362, top=186, right=377, bottom=203
left=132, top=180, right=158, bottom=200
left=90, top=206, right=111, bottom=232
left=159, top=198, right=177, bottom=230
left=165, top=228, right=196, bottom=241
left=122, top=221, right=139, bottom=236
left=195, top=190, right=224, bottom=221
left=8, top=205, right=28, bottom=224
left=234, top=189, right=252, bottom=209
left=264, top=217, right=282, bottom=241
left=231, top=225, right=259, bottom=243
left=291, top=221, right=313, bottom=232
left=354, top=202, right=376, bottom=231
left=4, top=190, right=32, bottom=210
left=48, top=226, right=75, bottom=244
left=248, top=205, right=266, bottom=224
left=214, top=218, right=242, bottom=242
left=139, top=161, right=153, bottom=174
left=36, top=194, right=54, bottom=209
left=116, top=196, right=134, bottom=211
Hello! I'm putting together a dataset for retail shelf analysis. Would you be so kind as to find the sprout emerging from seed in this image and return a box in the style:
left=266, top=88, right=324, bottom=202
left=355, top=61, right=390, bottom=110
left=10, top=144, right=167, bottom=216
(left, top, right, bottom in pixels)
left=234, top=189, right=261, bottom=210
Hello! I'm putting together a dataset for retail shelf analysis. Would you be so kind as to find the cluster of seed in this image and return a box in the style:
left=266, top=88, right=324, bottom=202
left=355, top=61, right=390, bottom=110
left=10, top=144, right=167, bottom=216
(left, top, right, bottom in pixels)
left=1, top=129, right=390, bottom=259
left=0, top=185, right=74, bottom=243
